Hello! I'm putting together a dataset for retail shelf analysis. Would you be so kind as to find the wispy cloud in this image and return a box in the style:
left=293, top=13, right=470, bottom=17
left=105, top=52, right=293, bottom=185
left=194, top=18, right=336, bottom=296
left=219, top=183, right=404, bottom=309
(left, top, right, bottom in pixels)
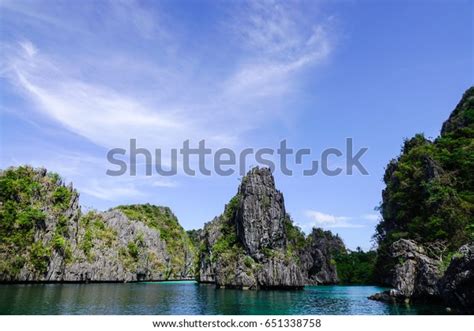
left=225, top=1, right=332, bottom=100
left=304, top=210, right=363, bottom=229
left=362, top=213, right=380, bottom=221
left=80, top=180, right=143, bottom=201
left=302, top=210, right=381, bottom=230
left=1, top=0, right=334, bottom=152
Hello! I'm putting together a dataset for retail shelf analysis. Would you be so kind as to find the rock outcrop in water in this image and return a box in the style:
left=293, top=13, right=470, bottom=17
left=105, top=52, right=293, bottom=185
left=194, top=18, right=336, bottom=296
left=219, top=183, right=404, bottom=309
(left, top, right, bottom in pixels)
left=198, top=167, right=305, bottom=289
left=369, top=239, right=474, bottom=312
left=438, top=243, right=474, bottom=313
left=369, top=239, right=442, bottom=303
left=0, top=166, right=195, bottom=282
left=300, top=228, right=345, bottom=285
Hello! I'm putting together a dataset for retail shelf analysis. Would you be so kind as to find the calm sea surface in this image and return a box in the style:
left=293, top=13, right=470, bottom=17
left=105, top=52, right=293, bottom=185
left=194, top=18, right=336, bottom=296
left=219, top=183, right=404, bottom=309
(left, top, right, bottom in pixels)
left=0, top=282, right=448, bottom=314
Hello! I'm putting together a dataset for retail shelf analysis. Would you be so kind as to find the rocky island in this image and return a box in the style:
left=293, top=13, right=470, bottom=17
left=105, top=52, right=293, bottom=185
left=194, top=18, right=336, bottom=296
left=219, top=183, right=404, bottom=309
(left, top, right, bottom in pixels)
left=0, top=167, right=195, bottom=282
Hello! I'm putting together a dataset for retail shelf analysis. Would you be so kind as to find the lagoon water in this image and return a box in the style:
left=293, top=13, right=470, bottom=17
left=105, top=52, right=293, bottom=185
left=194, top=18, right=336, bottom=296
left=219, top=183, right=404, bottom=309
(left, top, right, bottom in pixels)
left=0, top=282, right=447, bottom=315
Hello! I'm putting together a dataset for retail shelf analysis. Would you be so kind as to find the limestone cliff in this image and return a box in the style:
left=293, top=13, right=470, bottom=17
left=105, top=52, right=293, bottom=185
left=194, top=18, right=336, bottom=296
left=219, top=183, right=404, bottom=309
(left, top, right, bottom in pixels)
left=0, top=166, right=195, bottom=282
left=198, top=167, right=305, bottom=289
left=369, top=239, right=442, bottom=303
left=300, top=228, right=345, bottom=284
left=369, top=239, right=474, bottom=313
left=371, top=87, right=474, bottom=310
left=439, top=243, right=474, bottom=313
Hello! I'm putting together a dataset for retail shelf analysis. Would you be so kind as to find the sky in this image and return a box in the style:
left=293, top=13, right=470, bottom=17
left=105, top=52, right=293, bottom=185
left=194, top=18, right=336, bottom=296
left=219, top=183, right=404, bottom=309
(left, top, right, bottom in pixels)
left=0, top=0, right=472, bottom=250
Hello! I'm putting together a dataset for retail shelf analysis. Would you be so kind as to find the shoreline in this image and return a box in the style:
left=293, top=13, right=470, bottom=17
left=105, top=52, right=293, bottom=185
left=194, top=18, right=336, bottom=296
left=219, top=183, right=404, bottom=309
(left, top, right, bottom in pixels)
left=0, top=280, right=386, bottom=289
left=0, top=278, right=197, bottom=285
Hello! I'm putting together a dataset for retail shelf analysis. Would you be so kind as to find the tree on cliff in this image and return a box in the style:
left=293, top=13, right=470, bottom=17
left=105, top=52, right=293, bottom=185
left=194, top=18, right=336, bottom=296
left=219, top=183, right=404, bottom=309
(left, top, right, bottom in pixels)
left=374, top=87, right=474, bottom=278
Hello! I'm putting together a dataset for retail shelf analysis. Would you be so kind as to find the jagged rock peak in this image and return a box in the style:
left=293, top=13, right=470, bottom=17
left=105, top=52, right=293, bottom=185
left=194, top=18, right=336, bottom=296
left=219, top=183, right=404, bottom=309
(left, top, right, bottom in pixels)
left=197, top=167, right=306, bottom=289
left=441, top=86, right=474, bottom=135
left=235, top=167, right=287, bottom=258
left=300, top=228, right=346, bottom=285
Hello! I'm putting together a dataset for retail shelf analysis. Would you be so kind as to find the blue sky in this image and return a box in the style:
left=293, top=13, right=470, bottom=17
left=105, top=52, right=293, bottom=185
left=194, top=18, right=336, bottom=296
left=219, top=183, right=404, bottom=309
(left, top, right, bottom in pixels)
left=0, top=0, right=472, bottom=250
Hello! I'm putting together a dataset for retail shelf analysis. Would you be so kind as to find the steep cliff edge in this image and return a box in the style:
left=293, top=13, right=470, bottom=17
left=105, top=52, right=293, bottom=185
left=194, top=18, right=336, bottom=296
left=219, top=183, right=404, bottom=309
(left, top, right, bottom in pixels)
left=371, top=87, right=474, bottom=310
left=439, top=243, right=474, bottom=313
left=0, top=166, right=195, bottom=282
left=300, top=228, right=345, bottom=285
left=198, top=167, right=305, bottom=289
left=369, top=239, right=443, bottom=303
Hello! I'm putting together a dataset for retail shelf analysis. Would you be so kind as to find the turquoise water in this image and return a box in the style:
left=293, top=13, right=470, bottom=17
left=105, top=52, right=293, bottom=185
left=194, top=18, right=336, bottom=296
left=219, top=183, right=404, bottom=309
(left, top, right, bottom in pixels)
left=0, top=282, right=447, bottom=315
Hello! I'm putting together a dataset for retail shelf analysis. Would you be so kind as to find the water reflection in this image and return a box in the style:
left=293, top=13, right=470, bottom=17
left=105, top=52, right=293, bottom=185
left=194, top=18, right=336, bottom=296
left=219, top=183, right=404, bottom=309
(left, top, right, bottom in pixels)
left=0, top=282, right=447, bottom=315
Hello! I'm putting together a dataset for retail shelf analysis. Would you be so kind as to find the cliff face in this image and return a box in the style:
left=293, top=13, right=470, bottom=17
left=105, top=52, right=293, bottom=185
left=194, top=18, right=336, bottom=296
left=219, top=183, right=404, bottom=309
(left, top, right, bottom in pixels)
left=198, top=167, right=305, bottom=289
left=61, top=207, right=195, bottom=282
left=439, top=243, right=474, bottom=313
left=369, top=239, right=443, bottom=303
left=300, top=228, right=345, bottom=285
left=369, top=239, right=474, bottom=313
left=376, top=87, right=473, bottom=262
left=371, top=87, right=474, bottom=311
left=234, top=169, right=287, bottom=259
left=0, top=166, right=195, bottom=282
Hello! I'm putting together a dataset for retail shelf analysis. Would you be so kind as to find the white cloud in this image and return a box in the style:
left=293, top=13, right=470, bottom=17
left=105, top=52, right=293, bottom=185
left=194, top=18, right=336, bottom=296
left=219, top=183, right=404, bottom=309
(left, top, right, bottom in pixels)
left=2, top=41, right=190, bottom=149
left=80, top=180, right=143, bottom=201
left=18, top=40, right=37, bottom=57
left=362, top=213, right=379, bottom=221
left=304, top=210, right=364, bottom=229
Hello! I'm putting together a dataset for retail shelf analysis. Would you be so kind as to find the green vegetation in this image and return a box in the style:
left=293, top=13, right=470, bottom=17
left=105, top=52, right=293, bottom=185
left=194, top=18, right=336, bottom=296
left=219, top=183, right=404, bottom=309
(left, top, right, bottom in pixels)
left=30, top=241, right=51, bottom=274
left=375, top=87, right=474, bottom=278
left=52, top=186, right=72, bottom=211
left=211, top=195, right=241, bottom=262
left=207, top=193, right=254, bottom=280
left=115, top=204, right=195, bottom=278
left=186, top=229, right=201, bottom=249
left=283, top=215, right=306, bottom=264
left=244, top=255, right=255, bottom=268
left=284, top=215, right=306, bottom=251
left=224, top=195, right=241, bottom=220
left=52, top=215, right=72, bottom=262
left=335, top=248, right=377, bottom=284
left=0, top=166, right=76, bottom=277
left=79, top=211, right=116, bottom=261
left=127, top=241, right=139, bottom=259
